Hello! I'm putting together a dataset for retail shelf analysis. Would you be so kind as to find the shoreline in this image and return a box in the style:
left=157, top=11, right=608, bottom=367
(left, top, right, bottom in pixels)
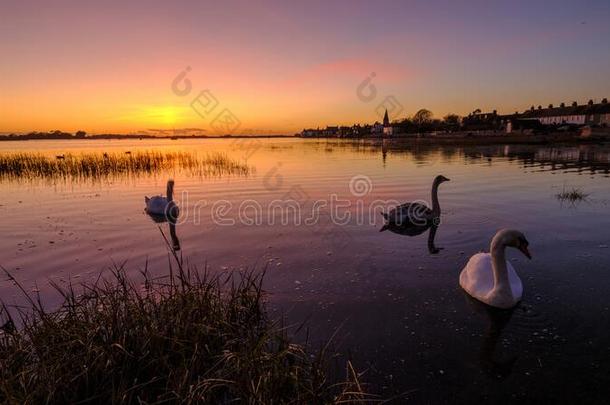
left=0, top=134, right=294, bottom=141
left=1, top=131, right=609, bottom=146
left=304, top=131, right=610, bottom=146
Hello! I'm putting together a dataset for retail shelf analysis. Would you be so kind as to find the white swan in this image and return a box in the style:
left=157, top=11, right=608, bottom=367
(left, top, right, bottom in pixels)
left=460, top=229, right=532, bottom=309
left=145, top=180, right=179, bottom=218
left=382, top=175, right=450, bottom=226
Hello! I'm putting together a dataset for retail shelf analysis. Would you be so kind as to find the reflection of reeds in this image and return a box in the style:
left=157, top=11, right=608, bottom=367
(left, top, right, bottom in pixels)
left=0, top=151, right=251, bottom=181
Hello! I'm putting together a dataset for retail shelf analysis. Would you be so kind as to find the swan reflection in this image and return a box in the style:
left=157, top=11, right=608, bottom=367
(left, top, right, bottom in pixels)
left=464, top=294, right=518, bottom=379
left=146, top=210, right=181, bottom=252
left=381, top=175, right=450, bottom=227
left=145, top=180, right=181, bottom=251
left=380, top=222, right=443, bottom=254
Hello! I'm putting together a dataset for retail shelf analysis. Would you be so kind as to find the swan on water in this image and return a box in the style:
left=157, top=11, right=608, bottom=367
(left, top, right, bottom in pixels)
left=460, top=229, right=532, bottom=309
left=145, top=180, right=179, bottom=218
left=382, top=175, right=450, bottom=226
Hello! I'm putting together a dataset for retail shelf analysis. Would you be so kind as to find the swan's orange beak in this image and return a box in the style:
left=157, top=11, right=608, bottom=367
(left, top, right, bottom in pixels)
left=519, top=245, right=532, bottom=260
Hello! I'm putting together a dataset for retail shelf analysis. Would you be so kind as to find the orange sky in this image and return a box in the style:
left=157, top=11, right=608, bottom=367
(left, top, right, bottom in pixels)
left=1, top=0, right=609, bottom=135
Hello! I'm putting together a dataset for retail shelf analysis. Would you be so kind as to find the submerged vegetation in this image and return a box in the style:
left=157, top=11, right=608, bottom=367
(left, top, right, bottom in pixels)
left=0, top=261, right=372, bottom=404
left=555, top=185, right=589, bottom=203
left=0, top=151, right=252, bottom=182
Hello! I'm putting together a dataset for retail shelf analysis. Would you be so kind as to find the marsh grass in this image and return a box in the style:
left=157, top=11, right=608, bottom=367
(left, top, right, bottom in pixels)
left=555, top=185, right=589, bottom=203
left=0, top=252, right=376, bottom=404
left=0, top=151, right=251, bottom=182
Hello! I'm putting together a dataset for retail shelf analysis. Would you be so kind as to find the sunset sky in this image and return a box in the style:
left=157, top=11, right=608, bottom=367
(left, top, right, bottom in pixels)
left=1, top=0, right=610, bottom=135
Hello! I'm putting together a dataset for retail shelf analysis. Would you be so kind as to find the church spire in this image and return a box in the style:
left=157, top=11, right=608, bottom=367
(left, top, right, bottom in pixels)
left=383, top=109, right=390, bottom=126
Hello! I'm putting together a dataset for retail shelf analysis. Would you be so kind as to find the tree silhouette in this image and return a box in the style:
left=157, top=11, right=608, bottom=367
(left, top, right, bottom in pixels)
left=412, top=109, right=433, bottom=125
left=443, top=114, right=460, bottom=125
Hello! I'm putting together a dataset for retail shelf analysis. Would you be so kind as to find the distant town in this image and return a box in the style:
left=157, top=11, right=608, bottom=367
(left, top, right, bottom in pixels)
left=299, top=98, right=610, bottom=138
left=3, top=98, right=610, bottom=142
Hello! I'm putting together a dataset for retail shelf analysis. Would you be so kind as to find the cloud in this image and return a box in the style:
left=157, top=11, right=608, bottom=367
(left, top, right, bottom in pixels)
left=144, top=128, right=207, bottom=135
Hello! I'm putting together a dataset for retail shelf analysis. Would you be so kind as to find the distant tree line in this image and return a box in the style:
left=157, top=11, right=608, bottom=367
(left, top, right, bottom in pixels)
left=390, top=109, right=468, bottom=133
left=0, top=130, right=159, bottom=141
left=0, top=130, right=87, bottom=141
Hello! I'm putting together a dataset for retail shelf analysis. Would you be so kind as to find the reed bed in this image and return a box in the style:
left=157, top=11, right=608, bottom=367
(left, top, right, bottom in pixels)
left=0, top=259, right=375, bottom=404
left=0, top=151, right=251, bottom=182
left=555, top=185, right=589, bottom=203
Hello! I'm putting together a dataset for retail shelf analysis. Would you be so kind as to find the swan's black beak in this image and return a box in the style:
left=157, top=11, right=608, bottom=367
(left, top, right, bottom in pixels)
left=519, top=245, right=532, bottom=260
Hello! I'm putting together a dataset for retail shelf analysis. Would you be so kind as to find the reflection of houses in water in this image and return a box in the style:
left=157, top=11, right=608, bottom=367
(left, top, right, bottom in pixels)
left=535, top=147, right=610, bottom=163
left=320, top=140, right=610, bottom=176
left=464, top=145, right=610, bottom=176
left=526, top=146, right=610, bottom=175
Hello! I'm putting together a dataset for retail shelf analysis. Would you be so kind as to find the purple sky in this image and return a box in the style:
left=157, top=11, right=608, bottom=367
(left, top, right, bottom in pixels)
left=1, top=0, right=609, bottom=133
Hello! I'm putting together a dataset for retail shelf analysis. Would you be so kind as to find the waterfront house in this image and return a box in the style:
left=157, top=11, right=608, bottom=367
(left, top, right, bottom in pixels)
left=462, top=110, right=502, bottom=131
left=521, top=103, right=587, bottom=125
left=301, top=128, right=322, bottom=137
left=372, top=121, right=384, bottom=135
left=586, top=98, right=610, bottom=126
left=519, top=100, right=610, bottom=126
left=324, top=126, right=339, bottom=136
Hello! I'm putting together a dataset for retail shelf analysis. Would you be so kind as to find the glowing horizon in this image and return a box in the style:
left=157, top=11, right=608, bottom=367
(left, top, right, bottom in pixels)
left=1, top=0, right=610, bottom=135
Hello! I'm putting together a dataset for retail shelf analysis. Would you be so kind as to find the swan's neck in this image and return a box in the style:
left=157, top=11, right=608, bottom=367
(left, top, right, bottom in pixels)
left=490, top=239, right=511, bottom=295
left=166, top=183, right=174, bottom=202
left=431, top=182, right=441, bottom=216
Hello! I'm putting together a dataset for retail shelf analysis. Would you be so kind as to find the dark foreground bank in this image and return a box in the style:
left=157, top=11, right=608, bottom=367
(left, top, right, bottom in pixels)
left=0, top=258, right=372, bottom=404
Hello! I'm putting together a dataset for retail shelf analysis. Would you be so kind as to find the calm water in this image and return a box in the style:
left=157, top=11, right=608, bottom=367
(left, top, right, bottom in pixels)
left=2, top=138, right=610, bottom=403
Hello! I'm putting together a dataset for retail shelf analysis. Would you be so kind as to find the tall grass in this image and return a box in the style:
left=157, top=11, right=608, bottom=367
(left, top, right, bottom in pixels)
left=0, top=151, right=251, bottom=182
left=0, top=257, right=375, bottom=404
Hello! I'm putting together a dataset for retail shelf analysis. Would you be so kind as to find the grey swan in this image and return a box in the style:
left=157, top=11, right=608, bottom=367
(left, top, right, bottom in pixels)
left=382, top=175, right=450, bottom=227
